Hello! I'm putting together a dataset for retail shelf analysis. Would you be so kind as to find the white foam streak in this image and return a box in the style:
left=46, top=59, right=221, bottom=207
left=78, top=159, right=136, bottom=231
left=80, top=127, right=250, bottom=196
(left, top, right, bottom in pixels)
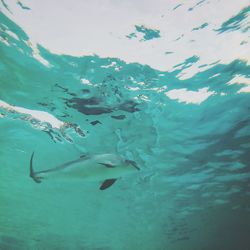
left=228, top=75, right=250, bottom=93
left=26, top=40, right=50, bottom=67
left=0, top=100, right=64, bottom=128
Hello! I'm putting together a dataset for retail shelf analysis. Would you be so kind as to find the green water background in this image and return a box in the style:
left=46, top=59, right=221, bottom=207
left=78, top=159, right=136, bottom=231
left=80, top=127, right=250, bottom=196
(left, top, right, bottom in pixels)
left=1, top=8, right=250, bottom=250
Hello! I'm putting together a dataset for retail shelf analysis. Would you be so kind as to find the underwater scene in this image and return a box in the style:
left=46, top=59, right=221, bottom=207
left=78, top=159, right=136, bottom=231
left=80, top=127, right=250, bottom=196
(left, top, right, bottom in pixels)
left=0, top=1, right=250, bottom=250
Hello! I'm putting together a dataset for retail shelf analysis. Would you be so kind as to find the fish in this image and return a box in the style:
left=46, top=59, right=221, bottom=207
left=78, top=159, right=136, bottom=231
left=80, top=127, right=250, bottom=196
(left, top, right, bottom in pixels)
left=29, top=152, right=140, bottom=190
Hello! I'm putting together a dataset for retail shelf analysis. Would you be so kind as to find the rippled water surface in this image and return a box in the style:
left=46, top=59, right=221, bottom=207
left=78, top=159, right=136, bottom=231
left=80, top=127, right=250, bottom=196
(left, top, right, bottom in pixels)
left=0, top=1, right=250, bottom=250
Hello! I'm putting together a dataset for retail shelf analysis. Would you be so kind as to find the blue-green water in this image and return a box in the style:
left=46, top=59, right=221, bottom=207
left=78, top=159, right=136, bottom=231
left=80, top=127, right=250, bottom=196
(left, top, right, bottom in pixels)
left=1, top=6, right=250, bottom=250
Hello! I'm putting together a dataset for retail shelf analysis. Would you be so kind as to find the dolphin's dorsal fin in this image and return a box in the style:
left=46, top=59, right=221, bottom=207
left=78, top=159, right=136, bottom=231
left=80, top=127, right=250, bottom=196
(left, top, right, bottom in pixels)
left=98, top=163, right=115, bottom=168
left=100, top=179, right=117, bottom=190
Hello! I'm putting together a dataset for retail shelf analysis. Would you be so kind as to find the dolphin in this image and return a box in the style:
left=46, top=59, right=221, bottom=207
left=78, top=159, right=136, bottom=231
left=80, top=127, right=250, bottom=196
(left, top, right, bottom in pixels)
left=29, top=152, right=139, bottom=190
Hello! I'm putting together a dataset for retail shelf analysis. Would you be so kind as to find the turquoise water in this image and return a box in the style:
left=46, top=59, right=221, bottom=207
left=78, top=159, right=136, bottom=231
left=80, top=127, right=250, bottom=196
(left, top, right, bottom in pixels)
left=1, top=6, right=250, bottom=250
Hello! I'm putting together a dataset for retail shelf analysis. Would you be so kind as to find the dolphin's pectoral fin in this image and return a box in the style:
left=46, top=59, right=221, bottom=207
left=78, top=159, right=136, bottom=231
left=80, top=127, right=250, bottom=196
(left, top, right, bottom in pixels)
left=98, top=163, right=115, bottom=168
left=100, top=179, right=117, bottom=190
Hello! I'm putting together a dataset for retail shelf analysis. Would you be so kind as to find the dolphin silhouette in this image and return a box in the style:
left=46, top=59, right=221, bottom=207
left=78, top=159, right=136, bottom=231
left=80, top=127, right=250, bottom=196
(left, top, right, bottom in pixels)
left=29, top=152, right=139, bottom=190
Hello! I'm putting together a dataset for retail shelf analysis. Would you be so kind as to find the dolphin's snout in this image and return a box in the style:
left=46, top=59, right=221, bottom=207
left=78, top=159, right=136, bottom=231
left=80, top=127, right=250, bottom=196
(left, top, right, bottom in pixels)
left=125, top=159, right=140, bottom=170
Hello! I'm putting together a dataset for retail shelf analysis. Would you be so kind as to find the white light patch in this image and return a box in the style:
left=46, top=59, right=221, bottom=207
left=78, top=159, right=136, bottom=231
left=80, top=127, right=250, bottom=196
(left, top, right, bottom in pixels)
left=146, top=86, right=167, bottom=92
left=165, top=87, right=215, bottom=104
left=228, top=75, right=250, bottom=85
left=228, top=75, right=250, bottom=93
left=126, top=86, right=140, bottom=91
left=26, top=40, right=50, bottom=67
left=81, top=78, right=90, bottom=84
left=5, top=29, right=19, bottom=40
left=0, top=100, right=64, bottom=128
left=139, top=95, right=150, bottom=102
left=209, top=73, right=221, bottom=79
left=80, top=78, right=96, bottom=86
left=136, top=82, right=146, bottom=86
left=0, top=37, right=10, bottom=46
left=1, top=0, right=249, bottom=71
left=238, top=86, right=250, bottom=93
left=100, top=62, right=117, bottom=68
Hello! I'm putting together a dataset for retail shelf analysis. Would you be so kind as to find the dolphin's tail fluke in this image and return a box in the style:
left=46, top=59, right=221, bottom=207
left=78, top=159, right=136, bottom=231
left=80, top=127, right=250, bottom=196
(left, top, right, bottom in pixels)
left=29, top=152, right=43, bottom=183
